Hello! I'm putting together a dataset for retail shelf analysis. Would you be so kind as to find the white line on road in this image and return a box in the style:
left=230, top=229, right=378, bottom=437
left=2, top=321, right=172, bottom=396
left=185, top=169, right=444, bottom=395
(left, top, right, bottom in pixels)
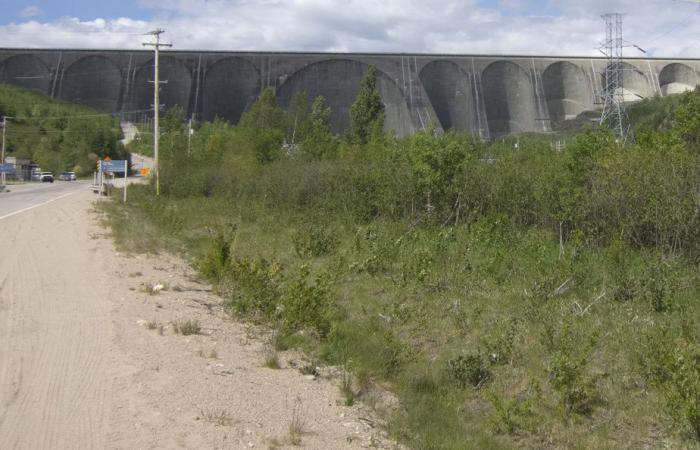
left=0, top=191, right=80, bottom=221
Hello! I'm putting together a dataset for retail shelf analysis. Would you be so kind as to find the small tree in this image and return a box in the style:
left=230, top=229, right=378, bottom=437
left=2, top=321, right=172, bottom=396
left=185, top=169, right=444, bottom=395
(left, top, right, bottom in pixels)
left=350, top=66, right=384, bottom=145
left=238, top=87, right=286, bottom=163
left=301, top=96, right=337, bottom=160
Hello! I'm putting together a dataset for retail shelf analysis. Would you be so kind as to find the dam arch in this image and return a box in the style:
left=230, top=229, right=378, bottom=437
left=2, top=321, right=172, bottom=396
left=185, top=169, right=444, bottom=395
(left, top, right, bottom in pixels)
left=543, top=61, right=593, bottom=123
left=419, top=60, right=476, bottom=132
left=133, top=56, right=192, bottom=113
left=659, top=63, right=699, bottom=96
left=481, top=61, right=537, bottom=137
left=277, top=59, right=411, bottom=136
left=202, top=57, right=260, bottom=123
left=603, top=62, right=652, bottom=102
left=0, top=54, right=51, bottom=94
left=60, top=55, right=122, bottom=111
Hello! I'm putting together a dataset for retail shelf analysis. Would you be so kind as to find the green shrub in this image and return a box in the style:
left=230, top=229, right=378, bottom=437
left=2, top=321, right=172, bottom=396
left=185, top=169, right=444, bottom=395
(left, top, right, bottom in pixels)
left=281, top=265, right=335, bottom=337
left=639, top=325, right=700, bottom=440
left=228, top=257, right=284, bottom=320
left=197, top=224, right=237, bottom=281
left=447, top=354, right=489, bottom=389
left=548, top=323, right=598, bottom=417
left=486, top=384, right=539, bottom=435
left=292, top=223, right=339, bottom=258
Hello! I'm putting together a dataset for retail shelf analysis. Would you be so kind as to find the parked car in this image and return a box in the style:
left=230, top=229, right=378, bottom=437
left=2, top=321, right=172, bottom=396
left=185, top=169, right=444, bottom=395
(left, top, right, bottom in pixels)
left=68, top=171, right=77, bottom=181
left=40, top=172, right=54, bottom=183
left=58, top=172, right=76, bottom=181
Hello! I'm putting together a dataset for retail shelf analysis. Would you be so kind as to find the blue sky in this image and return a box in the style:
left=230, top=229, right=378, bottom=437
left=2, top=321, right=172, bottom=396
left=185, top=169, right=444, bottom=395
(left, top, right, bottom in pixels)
left=1, top=0, right=700, bottom=56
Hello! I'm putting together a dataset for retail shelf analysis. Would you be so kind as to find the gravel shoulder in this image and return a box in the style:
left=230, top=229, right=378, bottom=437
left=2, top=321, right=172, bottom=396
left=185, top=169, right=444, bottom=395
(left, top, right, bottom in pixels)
left=0, top=191, right=399, bottom=449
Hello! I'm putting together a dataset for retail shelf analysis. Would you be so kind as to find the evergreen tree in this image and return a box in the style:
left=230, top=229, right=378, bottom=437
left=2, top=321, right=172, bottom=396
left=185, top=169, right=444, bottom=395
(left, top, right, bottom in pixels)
left=350, top=66, right=385, bottom=145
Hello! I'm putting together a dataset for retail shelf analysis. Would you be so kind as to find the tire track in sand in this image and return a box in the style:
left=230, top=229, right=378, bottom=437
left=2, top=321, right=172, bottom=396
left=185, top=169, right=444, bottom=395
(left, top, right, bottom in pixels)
left=0, top=192, right=112, bottom=449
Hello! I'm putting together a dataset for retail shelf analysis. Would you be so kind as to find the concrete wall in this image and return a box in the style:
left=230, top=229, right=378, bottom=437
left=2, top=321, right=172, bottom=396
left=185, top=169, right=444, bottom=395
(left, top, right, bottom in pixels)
left=1, top=49, right=699, bottom=138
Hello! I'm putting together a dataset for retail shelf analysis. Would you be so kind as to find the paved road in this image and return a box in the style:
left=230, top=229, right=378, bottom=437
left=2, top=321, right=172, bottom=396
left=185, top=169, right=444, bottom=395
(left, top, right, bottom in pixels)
left=0, top=181, right=91, bottom=220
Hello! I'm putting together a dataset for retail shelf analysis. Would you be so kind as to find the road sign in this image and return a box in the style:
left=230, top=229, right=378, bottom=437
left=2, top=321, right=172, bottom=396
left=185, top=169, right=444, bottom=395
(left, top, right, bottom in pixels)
left=101, top=160, right=127, bottom=173
left=0, top=163, right=15, bottom=174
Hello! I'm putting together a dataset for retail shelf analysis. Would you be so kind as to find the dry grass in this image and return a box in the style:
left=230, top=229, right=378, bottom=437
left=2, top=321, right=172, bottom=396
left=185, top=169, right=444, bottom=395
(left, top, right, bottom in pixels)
left=174, top=319, right=201, bottom=336
left=199, top=407, right=234, bottom=426
left=287, top=400, right=306, bottom=446
left=263, top=346, right=281, bottom=369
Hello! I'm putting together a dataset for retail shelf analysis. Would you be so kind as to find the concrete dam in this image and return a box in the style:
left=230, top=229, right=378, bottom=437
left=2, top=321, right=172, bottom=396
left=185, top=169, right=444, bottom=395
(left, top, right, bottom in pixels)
left=1, top=49, right=700, bottom=139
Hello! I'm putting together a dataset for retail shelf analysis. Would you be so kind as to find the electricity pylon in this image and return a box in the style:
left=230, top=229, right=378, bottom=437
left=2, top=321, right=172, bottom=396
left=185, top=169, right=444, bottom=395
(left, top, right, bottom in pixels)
left=599, top=13, right=633, bottom=143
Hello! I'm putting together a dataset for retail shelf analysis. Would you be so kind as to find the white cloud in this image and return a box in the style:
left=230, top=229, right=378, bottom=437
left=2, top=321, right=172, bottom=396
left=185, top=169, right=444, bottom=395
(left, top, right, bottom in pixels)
left=17, top=5, right=45, bottom=18
left=1, top=0, right=699, bottom=57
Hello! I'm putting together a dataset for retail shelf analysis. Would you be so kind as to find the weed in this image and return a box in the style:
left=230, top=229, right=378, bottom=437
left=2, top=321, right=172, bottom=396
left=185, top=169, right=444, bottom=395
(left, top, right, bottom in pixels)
left=282, top=265, right=335, bottom=337
left=447, top=354, right=489, bottom=389
left=486, top=383, right=539, bottom=435
left=197, top=223, right=237, bottom=281
left=209, top=349, right=218, bottom=359
left=146, top=319, right=159, bottom=330
left=175, top=319, right=201, bottom=336
left=664, top=342, right=700, bottom=440
left=287, top=401, right=306, bottom=446
left=227, top=257, right=283, bottom=321
left=292, top=223, right=339, bottom=258
left=548, top=323, right=597, bottom=417
left=264, top=348, right=281, bottom=369
left=199, top=407, right=234, bottom=426
left=341, top=371, right=354, bottom=406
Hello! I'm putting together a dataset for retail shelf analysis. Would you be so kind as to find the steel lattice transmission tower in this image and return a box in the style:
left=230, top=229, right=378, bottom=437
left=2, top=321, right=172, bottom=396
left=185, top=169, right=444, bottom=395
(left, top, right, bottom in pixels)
left=599, top=13, right=632, bottom=142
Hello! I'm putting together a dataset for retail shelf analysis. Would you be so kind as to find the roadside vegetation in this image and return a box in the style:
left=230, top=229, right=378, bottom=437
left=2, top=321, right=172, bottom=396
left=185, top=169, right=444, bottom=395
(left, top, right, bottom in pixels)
left=0, top=85, right=127, bottom=176
left=95, top=70, right=700, bottom=449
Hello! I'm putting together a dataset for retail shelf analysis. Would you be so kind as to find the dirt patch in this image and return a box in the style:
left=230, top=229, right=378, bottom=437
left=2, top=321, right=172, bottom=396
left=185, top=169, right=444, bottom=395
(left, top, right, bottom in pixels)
left=0, top=191, right=400, bottom=449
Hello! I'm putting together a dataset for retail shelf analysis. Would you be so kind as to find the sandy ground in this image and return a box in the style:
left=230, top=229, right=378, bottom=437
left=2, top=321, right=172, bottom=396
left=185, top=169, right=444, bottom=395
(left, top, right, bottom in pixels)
left=0, top=191, right=399, bottom=449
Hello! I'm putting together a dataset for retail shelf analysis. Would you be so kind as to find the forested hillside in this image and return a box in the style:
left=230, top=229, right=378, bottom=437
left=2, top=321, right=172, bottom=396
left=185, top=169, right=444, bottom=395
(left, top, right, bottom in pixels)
left=0, top=85, right=127, bottom=175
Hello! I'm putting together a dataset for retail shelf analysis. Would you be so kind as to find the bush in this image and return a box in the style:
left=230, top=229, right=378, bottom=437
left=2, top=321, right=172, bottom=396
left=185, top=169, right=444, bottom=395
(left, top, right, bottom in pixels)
left=281, top=265, right=335, bottom=337
left=664, top=342, right=700, bottom=439
left=197, top=224, right=237, bottom=281
left=548, top=323, right=598, bottom=417
left=292, top=223, right=339, bottom=258
left=228, top=257, right=284, bottom=321
left=447, top=354, right=489, bottom=388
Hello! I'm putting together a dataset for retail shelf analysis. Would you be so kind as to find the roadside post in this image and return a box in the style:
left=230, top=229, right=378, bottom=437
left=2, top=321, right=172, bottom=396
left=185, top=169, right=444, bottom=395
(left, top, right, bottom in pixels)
left=100, top=159, right=128, bottom=203
left=98, top=160, right=103, bottom=198
left=124, top=159, right=128, bottom=203
left=0, top=163, right=15, bottom=190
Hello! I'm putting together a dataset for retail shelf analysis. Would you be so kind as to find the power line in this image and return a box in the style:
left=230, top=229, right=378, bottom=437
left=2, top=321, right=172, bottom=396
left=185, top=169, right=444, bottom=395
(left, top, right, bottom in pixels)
left=7, top=108, right=153, bottom=121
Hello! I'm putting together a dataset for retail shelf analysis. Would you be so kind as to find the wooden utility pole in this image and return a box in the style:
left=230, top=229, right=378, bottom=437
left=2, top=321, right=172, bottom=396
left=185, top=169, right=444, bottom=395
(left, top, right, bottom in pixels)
left=143, top=29, right=171, bottom=196
left=1, top=116, right=9, bottom=186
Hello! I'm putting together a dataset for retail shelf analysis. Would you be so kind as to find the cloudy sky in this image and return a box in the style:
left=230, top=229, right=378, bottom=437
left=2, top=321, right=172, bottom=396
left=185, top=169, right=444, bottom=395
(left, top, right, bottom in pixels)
left=1, top=0, right=700, bottom=57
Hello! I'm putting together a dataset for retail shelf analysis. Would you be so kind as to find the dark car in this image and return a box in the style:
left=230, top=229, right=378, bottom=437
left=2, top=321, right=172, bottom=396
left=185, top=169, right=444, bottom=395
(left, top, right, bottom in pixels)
left=40, top=172, right=54, bottom=183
